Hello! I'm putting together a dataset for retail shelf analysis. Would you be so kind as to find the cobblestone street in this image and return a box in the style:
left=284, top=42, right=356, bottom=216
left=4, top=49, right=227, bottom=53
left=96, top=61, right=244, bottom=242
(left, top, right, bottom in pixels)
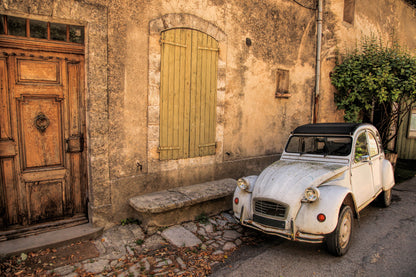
left=2, top=211, right=262, bottom=276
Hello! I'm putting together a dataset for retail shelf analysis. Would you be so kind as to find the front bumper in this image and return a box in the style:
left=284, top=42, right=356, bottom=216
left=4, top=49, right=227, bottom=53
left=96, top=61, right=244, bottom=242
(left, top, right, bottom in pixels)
left=233, top=187, right=329, bottom=243
left=240, top=218, right=325, bottom=243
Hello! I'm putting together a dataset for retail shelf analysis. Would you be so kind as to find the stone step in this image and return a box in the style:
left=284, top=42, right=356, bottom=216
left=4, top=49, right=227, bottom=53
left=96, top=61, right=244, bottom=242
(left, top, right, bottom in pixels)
left=129, top=178, right=237, bottom=228
left=0, top=223, right=103, bottom=258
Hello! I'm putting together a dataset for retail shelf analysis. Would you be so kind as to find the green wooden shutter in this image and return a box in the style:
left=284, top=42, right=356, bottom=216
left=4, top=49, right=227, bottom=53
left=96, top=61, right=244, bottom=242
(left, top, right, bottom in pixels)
left=159, top=29, right=190, bottom=160
left=191, top=31, right=218, bottom=157
left=159, top=29, right=218, bottom=160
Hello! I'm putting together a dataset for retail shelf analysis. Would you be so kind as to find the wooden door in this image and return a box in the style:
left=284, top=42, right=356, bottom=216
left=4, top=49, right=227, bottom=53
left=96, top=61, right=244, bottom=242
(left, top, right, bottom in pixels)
left=0, top=48, right=87, bottom=231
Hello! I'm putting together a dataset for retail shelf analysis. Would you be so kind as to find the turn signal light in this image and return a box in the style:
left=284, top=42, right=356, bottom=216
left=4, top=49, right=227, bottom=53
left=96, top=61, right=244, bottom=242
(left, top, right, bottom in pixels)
left=317, top=213, right=326, bottom=222
left=234, top=197, right=239, bottom=204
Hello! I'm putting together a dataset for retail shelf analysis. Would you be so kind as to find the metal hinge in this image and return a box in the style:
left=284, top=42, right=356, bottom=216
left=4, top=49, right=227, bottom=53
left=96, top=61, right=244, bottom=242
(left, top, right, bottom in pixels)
left=198, top=46, right=219, bottom=52
left=160, top=39, right=187, bottom=48
left=157, top=146, right=181, bottom=152
left=198, top=142, right=217, bottom=148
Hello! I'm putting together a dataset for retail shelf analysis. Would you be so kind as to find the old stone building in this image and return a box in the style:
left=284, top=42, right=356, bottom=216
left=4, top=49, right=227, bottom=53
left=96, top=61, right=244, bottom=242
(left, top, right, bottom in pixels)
left=0, top=0, right=415, bottom=235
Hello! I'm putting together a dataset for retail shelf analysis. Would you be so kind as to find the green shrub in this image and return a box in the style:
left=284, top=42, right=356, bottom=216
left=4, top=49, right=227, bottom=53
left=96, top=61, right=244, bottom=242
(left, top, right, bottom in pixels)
left=331, top=35, right=416, bottom=149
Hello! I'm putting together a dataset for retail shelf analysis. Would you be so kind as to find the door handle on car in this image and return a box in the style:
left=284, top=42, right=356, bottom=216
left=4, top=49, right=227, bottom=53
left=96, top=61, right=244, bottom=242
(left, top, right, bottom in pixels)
left=359, top=155, right=370, bottom=162
left=359, top=155, right=373, bottom=165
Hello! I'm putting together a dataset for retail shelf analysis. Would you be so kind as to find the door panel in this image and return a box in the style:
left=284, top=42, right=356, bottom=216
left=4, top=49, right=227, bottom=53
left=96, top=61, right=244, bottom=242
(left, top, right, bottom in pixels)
left=17, top=59, right=61, bottom=84
left=351, top=131, right=375, bottom=209
left=368, top=132, right=382, bottom=192
left=351, top=163, right=374, bottom=208
left=0, top=57, right=19, bottom=226
left=67, top=61, right=86, bottom=214
left=370, top=157, right=382, bottom=192
left=18, top=96, right=64, bottom=169
left=0, top=159, right=18, bottom=226
left=12, top=57, right=63, bottom=97
left=0, top=48, right=86, bottom=230
left=0, top=58, right=12, bottom=139
left=27, top=180, right=64, bottom=223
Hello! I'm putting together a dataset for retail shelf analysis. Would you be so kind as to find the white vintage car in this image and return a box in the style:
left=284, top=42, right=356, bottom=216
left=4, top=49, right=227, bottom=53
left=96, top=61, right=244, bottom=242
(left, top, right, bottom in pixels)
left=233, top=123, right=395, bottom=256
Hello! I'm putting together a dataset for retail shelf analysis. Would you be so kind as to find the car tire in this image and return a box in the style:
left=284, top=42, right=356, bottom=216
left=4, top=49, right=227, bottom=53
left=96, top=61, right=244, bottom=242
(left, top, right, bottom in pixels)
left=326, top=205, right=353, bottom=256
left=378, top=188, right=392, bottom=207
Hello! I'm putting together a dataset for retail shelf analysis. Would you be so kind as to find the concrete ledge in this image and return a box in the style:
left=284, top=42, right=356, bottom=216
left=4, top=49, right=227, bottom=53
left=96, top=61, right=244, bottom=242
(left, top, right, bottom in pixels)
left=129, top=178, right=237, bottom=227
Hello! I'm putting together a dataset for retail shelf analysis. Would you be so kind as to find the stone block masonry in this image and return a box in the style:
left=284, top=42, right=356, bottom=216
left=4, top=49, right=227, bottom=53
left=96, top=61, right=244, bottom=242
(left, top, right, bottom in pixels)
left=129, top=178, right=237, bottom=228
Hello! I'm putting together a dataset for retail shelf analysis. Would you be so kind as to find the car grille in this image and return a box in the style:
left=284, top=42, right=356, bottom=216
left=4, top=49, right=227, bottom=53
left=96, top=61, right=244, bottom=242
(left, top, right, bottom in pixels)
left=254, top=200, right=287, bottom=218
left=253, top=214, right=286, bottom=229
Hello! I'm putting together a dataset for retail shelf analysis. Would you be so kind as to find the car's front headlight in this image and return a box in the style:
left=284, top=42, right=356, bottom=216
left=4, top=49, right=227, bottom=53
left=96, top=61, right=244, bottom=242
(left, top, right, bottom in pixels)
left=303, top=187, right=320, bottom=202
left=236, top=176, right=258, bottom=192
left=237, top=178, right=250, bottom=191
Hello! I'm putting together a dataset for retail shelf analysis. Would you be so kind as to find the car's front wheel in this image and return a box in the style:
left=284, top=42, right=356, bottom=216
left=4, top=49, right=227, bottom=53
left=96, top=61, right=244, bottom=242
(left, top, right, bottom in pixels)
left=326, top=205, right=353, bottom=256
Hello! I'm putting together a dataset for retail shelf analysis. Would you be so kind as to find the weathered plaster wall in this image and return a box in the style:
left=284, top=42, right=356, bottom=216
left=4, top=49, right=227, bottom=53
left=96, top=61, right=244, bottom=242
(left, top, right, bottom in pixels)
left=104, top=0, right=318, bottom=224
left=105, top=0, right=416, bottom=225
left=2, top=0, right=415, bottom=228
left=223, top=0, right=316, bottom=159
left=318, top=0, right=416, bottom=123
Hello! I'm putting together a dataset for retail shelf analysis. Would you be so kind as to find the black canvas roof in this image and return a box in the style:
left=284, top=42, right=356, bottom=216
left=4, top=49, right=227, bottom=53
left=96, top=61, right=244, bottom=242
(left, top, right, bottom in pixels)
left=292, top=123, right=363, bottom=135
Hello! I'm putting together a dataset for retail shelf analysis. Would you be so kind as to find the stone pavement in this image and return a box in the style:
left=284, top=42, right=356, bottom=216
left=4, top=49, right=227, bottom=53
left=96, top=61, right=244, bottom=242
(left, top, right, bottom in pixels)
left=49, top=211, right=254, bottom=276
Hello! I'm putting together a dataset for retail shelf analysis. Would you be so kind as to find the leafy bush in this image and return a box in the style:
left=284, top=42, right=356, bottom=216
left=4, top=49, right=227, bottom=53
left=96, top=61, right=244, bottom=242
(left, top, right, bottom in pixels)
left=331, top=36, right=416, bottom=149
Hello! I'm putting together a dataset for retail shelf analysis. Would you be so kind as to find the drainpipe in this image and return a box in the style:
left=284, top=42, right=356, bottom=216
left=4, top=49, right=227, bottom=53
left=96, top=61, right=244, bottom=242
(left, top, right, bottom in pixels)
left=313, top=0, right=323, bottom=124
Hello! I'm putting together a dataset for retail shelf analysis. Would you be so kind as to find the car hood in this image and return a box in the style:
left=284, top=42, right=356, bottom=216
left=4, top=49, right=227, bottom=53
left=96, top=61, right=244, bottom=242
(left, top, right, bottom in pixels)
left=252, top=160, right=348, bottom=218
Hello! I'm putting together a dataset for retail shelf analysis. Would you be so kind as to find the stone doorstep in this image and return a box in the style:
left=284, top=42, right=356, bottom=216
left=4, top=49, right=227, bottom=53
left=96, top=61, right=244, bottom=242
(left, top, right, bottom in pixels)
left=0, top=224, right=103, bottom=259
left=129, top=178, right=237, bottom=227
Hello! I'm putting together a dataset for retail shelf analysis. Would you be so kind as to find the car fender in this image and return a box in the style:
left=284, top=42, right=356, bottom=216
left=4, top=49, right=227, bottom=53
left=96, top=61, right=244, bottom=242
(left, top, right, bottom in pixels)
left=295, top=185, right=351, bottom=235
left=382, top=159, right=395, bottom=190
left=233, top=187, right=252, bottom=222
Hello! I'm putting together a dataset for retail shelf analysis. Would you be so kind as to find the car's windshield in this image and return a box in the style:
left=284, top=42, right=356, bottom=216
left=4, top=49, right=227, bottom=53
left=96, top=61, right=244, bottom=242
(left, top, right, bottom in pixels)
left=285, top=135, right=352, bottom=156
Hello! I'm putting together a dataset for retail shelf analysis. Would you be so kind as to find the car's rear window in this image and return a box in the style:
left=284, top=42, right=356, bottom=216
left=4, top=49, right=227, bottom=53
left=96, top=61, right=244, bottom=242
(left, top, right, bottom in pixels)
left=285, top=136, right=352, bottom=156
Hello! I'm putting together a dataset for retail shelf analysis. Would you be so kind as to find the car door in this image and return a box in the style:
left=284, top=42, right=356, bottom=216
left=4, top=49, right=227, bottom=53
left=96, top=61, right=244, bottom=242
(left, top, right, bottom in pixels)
left=368, top=131, right=382, bottom=194
left=350, top=131, right=375, bottom=210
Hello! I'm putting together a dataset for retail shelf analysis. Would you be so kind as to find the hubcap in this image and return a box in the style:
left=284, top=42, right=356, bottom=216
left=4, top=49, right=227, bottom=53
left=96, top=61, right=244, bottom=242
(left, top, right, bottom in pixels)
left=339, top=211, right=352, bottom=248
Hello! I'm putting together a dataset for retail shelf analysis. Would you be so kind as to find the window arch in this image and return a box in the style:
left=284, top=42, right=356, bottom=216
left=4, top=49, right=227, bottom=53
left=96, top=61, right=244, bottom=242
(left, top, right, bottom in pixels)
left=159, top=28, right=218, bottom=160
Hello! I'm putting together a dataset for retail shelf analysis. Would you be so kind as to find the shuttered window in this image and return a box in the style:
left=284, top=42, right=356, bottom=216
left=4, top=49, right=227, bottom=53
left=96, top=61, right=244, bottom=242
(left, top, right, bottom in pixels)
left=159, top=28, right=218, bottom=160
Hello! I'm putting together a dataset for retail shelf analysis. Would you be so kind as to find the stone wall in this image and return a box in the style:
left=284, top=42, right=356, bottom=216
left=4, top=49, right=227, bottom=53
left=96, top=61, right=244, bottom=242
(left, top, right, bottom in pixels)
left=1, top=0, right=415, bottom=228
left=104, top=0, right=317, bottom=227
left=317, top=0, right=416, bottom=123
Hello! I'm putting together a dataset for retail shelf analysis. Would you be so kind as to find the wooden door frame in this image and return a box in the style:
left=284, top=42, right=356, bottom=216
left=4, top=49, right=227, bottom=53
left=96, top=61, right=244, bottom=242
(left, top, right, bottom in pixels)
left=0, top=35, right=84, bottom=54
